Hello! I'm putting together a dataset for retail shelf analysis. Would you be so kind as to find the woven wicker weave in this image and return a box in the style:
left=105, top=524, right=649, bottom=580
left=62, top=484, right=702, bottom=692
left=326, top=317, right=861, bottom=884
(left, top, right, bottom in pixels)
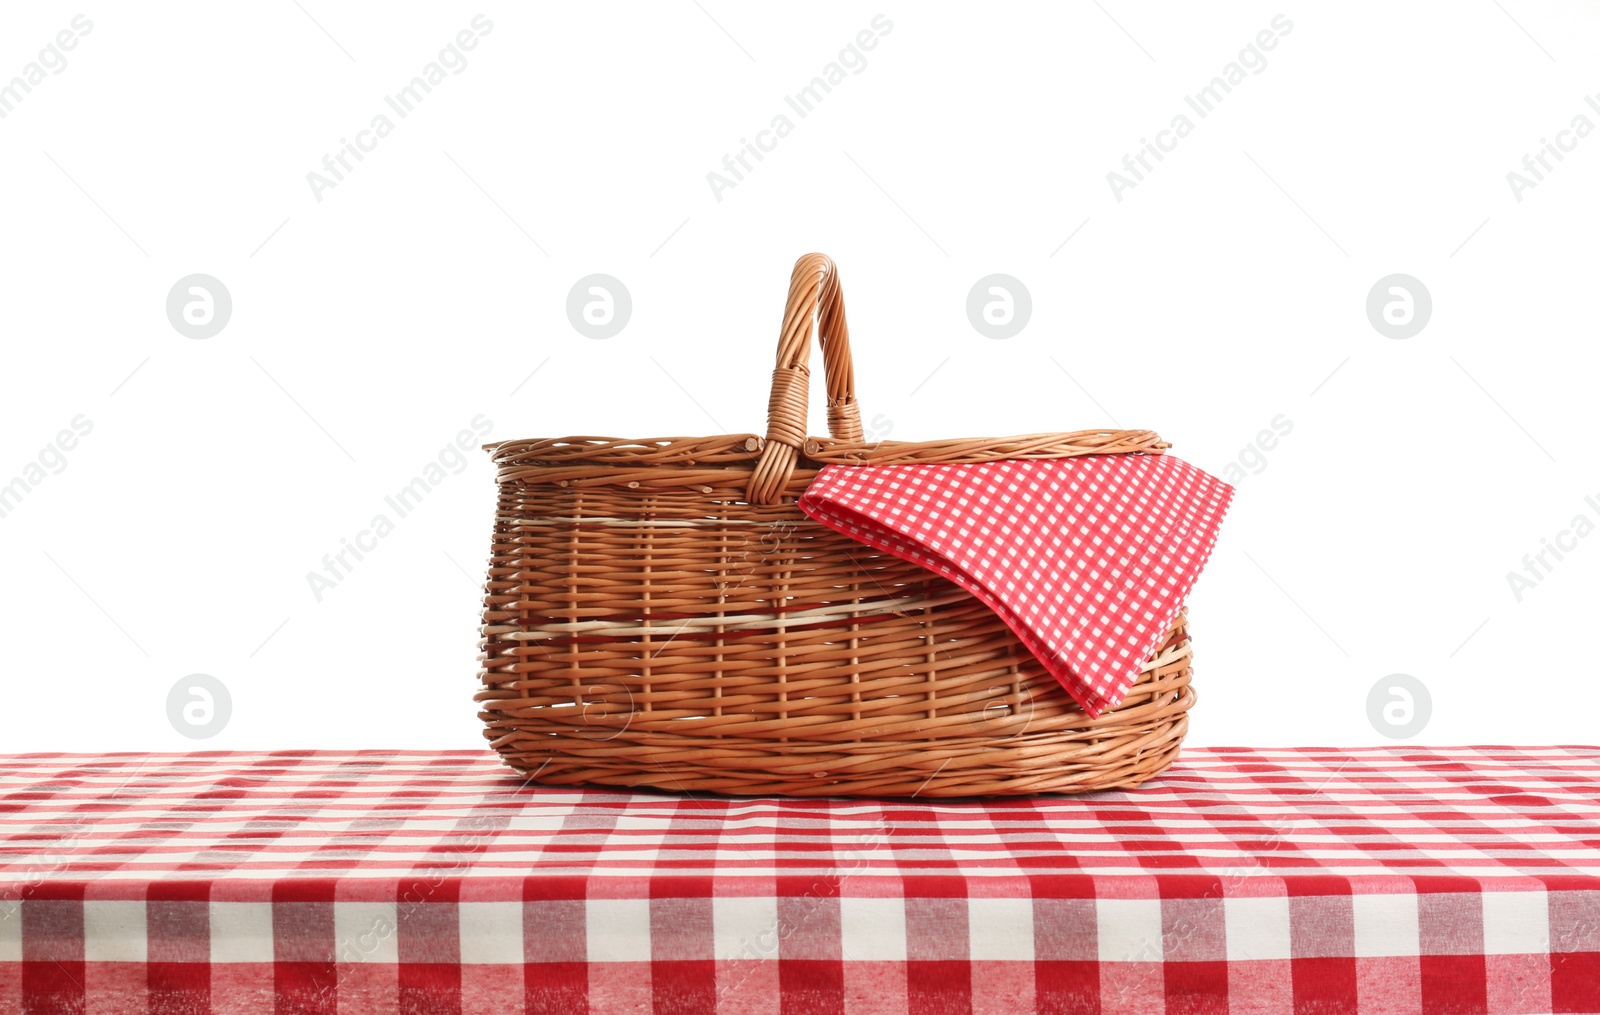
left=475, top=253, right=1195, bottom=797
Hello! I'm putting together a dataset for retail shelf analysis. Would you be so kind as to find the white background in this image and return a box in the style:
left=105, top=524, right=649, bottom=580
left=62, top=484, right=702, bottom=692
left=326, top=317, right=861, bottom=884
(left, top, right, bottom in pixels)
left=1, top=2, right=1596, bottom=752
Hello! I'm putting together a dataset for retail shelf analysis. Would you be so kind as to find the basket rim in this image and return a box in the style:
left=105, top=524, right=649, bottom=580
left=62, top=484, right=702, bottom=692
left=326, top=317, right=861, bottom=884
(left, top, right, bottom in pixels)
left=485, top=428, right=1170, bottom=468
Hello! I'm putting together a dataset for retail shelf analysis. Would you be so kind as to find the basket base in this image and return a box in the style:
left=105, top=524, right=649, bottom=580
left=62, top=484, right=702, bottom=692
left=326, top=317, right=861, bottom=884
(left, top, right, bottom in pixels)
left=492, top=707, right=1184, bottom=794
left=485, top=683, right=1194, bottom=799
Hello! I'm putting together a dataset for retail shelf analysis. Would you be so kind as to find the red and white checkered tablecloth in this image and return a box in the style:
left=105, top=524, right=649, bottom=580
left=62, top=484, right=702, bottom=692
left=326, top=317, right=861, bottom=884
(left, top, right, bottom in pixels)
left=3, top=747, right=1598, bottom=1014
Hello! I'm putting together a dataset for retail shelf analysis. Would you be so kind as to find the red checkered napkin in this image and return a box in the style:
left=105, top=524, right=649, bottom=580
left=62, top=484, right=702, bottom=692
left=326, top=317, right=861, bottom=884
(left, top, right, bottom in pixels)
left=799, top=453, right=1234, bottom=716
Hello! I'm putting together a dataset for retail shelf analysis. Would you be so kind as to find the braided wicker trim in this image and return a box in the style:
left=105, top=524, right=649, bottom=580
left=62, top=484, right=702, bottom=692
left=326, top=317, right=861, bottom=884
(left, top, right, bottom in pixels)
left=505, top=515, right=827, bottom=528
left=480, top=425, right=1171, bottom=477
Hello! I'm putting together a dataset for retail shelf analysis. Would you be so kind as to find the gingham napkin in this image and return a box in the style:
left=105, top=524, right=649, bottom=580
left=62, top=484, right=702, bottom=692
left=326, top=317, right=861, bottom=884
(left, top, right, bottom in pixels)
left=798, top=453, right=1234, bottom=716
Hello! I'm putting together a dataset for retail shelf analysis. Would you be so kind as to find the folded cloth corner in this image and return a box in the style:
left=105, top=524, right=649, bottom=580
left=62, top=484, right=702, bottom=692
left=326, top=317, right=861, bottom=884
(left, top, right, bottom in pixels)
left=798, top=453, right=1234, bottom=716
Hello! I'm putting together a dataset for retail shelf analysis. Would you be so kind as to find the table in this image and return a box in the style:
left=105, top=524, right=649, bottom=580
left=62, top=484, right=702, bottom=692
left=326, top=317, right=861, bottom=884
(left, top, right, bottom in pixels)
left=2, top=747, right=1597, bottom=1014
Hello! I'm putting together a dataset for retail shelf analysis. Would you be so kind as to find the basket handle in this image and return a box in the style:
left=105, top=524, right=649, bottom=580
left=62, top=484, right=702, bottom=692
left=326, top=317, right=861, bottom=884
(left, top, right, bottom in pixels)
left=747, top=253, right=862, bottom=504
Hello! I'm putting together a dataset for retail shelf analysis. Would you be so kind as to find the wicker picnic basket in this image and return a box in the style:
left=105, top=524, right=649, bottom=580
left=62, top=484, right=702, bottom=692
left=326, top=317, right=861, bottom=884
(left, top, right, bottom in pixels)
left=475, top=253, right=1195, bottom=797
